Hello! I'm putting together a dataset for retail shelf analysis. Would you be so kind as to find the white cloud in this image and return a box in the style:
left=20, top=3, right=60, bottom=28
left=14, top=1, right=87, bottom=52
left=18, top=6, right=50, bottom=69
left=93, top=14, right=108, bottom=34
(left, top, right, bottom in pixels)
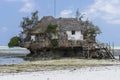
left=5, top=0, right=17, bottom=1
left=19, top=0, right=35, bottom=13
left=5, top=0, right=36, bottom=13
left=1, top=27, right=8, bottom=32
left=60, top=9, right=73, bottom=18
left=83, top=0, right=120, bottom=24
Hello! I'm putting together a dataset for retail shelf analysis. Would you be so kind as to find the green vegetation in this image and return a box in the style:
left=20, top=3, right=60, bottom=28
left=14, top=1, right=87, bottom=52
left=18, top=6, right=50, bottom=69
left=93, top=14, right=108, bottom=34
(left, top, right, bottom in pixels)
left=46, top=24, right=58, bottom=34
left=51, top=39, right=58, bottom=47
left=75, top=10, right=101, bottom=37
left=8, top=36, right=20, bottom=47
left=19, top=11, right=39, bottom=42
left=20, top=11, right=39, bottom=31
left=86, top=22, right=101, bottom=36
left=46, top=24, right=58, bottom=47
left=81, top=20, right=101, bottom=42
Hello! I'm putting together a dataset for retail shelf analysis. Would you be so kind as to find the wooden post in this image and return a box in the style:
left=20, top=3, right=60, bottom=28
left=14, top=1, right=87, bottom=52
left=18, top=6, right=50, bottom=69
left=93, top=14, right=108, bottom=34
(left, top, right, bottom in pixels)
left=119, top=55, right=120, bottom=60
left=109, top=42, right=111, bottom=51
left=87, top=46, right=90, bottom=59
left=112, top=42, right=114, bottom=57
left=88, top=48, right=89, bottom=59
left=54, top=0, right=56, bottom=17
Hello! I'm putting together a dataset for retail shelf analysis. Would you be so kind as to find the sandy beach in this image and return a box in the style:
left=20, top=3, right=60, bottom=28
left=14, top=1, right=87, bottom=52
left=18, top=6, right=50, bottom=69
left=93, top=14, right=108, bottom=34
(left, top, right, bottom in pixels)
left=0, top=65, right=120, bottom=80
left=0, top=59, right=120, bottom=80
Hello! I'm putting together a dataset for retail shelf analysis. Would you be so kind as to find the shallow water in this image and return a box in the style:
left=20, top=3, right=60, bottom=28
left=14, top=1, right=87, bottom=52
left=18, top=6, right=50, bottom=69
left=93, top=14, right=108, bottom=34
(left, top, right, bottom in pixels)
left=0, top=57, right=25, bottom=65
left=0, top=55, right=119, bottom=65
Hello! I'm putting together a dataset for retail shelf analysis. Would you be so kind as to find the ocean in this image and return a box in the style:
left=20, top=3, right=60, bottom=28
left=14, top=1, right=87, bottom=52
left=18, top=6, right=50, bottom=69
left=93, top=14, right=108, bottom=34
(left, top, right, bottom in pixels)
left=0, top=46, right=29, bottom=65
left=0, top=57, right=25, bottom=65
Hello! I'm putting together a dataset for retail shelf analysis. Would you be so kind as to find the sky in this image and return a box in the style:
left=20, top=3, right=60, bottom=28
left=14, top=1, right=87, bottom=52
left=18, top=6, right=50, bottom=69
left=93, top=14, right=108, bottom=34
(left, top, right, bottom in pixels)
left=0, top=0, right=120, bottom=46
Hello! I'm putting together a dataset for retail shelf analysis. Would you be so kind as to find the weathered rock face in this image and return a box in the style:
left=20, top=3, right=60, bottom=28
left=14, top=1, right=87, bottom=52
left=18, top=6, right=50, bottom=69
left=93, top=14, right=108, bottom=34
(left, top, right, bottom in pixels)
left=26, top=47, right=83, bottom=60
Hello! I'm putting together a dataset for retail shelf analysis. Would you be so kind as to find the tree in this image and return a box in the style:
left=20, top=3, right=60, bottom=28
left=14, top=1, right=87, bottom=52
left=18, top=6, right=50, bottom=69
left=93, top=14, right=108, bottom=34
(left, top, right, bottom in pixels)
left=46, top=24, right=58, bottom=47
left=83, top=20, right=101, bottom=36
left=75, top=9, right=85, bottom=21
left=20, top=10, right=39, bottom=31
left=75, top=10, right=101, bottom=36
left=20, top=11, right=39, bottom=41
left=31, top=11, right=39, bottom=26
left=8, top=36, right=20, bottom=47
left=46, top=24, right=58, bottom=34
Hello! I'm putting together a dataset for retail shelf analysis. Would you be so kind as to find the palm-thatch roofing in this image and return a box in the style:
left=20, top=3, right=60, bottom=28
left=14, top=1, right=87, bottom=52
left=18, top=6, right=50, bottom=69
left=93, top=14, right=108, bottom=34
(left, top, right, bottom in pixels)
left=30, top=16, right=83, bottom=34
left=57, top=18, right=82, bottom=31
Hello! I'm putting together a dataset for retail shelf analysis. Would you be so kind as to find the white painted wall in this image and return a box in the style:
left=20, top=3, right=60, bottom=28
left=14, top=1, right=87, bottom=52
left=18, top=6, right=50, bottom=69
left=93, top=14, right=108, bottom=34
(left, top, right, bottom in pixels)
left=66, top=31, right=83, bottom=40
left=31, top=35, right=35, bottom=41
left=51, top=34, right=58, bottom=39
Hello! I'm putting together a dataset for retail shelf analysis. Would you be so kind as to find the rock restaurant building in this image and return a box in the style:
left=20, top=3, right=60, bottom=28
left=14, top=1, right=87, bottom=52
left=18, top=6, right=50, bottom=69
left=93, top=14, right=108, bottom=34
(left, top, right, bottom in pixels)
left=19, top=16, right=114, bottom=59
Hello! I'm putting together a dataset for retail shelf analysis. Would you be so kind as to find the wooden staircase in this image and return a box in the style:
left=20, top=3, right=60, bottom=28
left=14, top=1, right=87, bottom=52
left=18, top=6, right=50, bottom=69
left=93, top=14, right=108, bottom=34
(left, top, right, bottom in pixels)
left=82, top=41, right=115, bottom=59
left=95, top=42, right=115, bottom=59
left=102, top=47, right=115, bottom=59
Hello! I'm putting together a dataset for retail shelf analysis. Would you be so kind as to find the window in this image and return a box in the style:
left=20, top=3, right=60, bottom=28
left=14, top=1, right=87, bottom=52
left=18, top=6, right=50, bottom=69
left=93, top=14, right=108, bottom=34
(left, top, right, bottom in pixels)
left=72, top=31, right=75, bottom=35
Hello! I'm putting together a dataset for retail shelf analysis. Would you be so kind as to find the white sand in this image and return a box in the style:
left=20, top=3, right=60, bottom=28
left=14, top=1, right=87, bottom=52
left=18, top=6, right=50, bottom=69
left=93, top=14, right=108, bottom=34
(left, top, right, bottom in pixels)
left=0, top=65, right=120, bottom=80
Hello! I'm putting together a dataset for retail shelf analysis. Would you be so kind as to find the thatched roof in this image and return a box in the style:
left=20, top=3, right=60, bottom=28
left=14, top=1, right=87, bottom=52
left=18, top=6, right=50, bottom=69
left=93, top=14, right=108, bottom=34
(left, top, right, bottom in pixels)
left=57, top=18, right=81, bottom=31
left=31, top=16, right=82, bottom=34
left=31, top=16, right=56, bottom=34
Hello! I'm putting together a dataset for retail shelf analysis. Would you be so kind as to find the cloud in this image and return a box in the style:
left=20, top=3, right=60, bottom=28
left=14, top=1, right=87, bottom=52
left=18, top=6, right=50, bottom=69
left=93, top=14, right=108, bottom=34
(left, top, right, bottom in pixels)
left=5, top=0, right=17, bottom=1
left=60, top=9, right=73, bottom=18
left=19, top=0, right=35, bottom=13
left=5, top=0, right=36, bottom=13
left=83, top=0, right=120, bottom=24
left=1, top=27, right=8, bottom=32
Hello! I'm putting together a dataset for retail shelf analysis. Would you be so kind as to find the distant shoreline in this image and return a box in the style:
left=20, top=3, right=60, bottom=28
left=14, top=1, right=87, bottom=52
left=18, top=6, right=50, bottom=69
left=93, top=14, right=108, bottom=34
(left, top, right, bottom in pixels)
left=0, top=46, right=29, bottom=57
